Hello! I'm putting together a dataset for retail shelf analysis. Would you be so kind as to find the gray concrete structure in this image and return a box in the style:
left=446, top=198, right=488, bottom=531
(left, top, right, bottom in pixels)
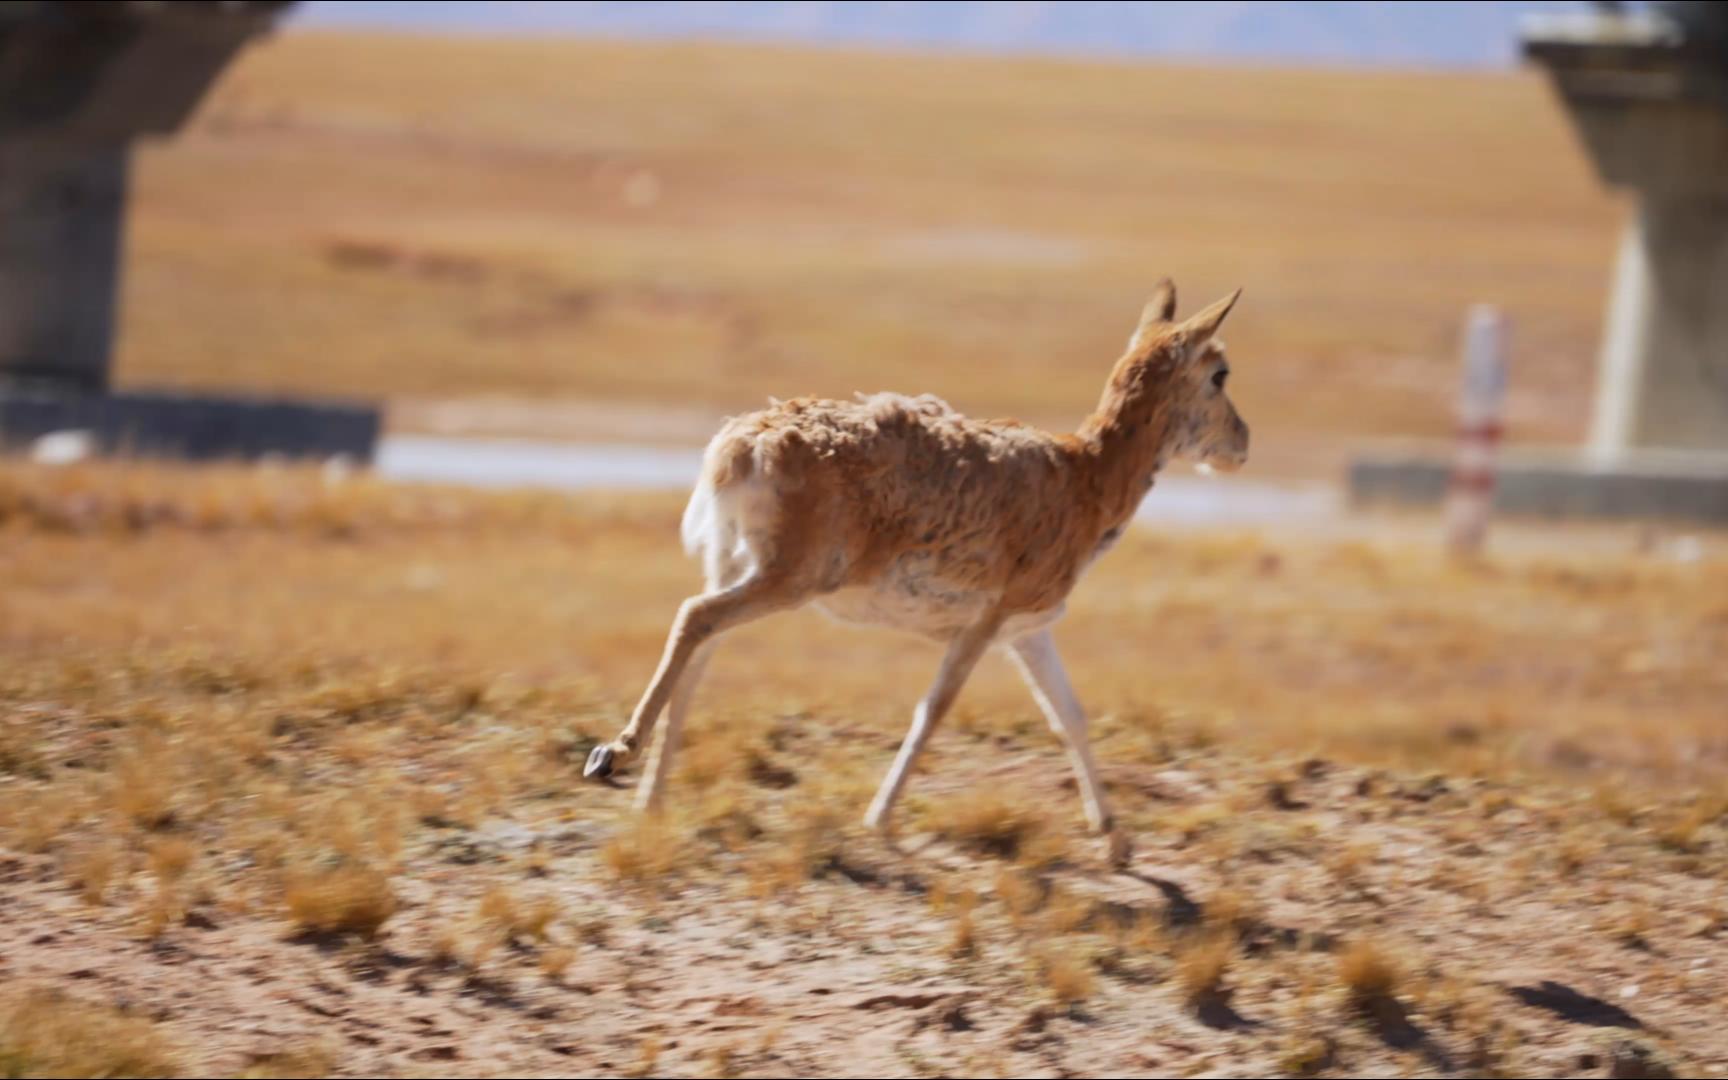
left=1350, top=3, right=1728, bottom=523
left=0, top=2, right=379, bottom=463
left=1350, top=445, right=1728, bottom=523
left=1525, top=3, right=1728, bottom=458
left=0, top=388, right=379, bottom=462
left=0, top=142, right=127, bottom=392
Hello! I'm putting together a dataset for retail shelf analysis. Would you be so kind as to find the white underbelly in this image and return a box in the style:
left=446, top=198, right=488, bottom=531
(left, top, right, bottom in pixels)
left=813, top=581, right=1064, bottom=642
left=814, top=582, right=990, bottom=638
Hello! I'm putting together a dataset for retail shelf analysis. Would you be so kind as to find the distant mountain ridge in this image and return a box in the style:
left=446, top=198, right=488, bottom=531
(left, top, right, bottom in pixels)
left=299, top=1, right=1590, bottom=69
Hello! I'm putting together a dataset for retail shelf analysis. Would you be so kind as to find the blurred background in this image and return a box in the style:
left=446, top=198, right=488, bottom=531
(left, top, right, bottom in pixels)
left=1, top=6, right=1725, bottom=1078
left=7, top=0, right=1717, bottom=507
left=8, top=0, right=1726, bottom=532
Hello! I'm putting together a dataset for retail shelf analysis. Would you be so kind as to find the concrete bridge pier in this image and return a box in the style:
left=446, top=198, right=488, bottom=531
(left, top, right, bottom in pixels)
left=1590, top=196, right=1728, bottom=459
left=0, top=1, right=378, bottom=463
left=1350, top=3, right=1728, bottom=524
left=0, top=142, right=128, bottom=394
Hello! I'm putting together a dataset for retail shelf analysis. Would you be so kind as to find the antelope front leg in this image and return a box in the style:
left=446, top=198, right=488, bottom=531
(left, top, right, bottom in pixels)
left=631, top=642, right=714, bottom=813
left=864, top=614, right=1002, bottom=837
left=586, top=574, right=788, bottom=783
left=1008, top=629, right=1131, bottom=867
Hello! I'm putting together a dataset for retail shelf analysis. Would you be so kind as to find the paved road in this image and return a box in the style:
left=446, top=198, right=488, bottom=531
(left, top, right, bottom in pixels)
left=376, top=435, right=1341, bottom=528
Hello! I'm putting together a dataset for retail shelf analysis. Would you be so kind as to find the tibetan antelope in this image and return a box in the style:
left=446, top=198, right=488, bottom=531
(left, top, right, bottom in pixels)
left=585, top=280, right=1248, bottom=863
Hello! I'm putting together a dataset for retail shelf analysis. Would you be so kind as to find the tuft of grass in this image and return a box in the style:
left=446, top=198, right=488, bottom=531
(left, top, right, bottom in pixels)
left=600, top=816, right=682, bottom=885
left=1556, top=830, right=1600, bottom=878
left=239, top=1043, right=338, bottom=1080
left=1203, top=885, right=1256, bottom=937
left=1278, top=1033, right=1339, bottom=1077
left=741, top=782, right=857, bottom=898
left=136, top=889, right=184, bottom=941
left=1039, top=884, right=1095, bottom=936
left=1030, top=945, right=1096, bottom=1005
left=1655, top=805, right=1710, bottom=855
left=0, top=989, right=180, bottom=1079
left=427, top=925, right=464, bottom=968
left=540, top=946, right=577, bottom=981
left=949, top=907, right=979, bottom=960
left=284, top=864, right=398, bottom=938
left=3, top=788, right=85, bottom=854
left=65, top=843, right=125, bottom=906
left=926, top=791, right=1056, bottom=862
left=1326, top=840, right=1379, bottom=889
left=1605, top=903, right=1655, bottom=951
left=1337, top=939, right=1402, bottom=1010
left=1108, top=911, right=1165, bottom=956
left=627, top=1036, right=662, bottom=1080
left=706, top=1043, right=740, bottom=1080
left=991, top=867, right=1045, bottom=924
left=1176, top=933, right=1234, bottom=1008
left=1594, top=785, right=1644, bottom=827
left=1163, top=801, right=1231, bottom=846
left=477, top=886, right=560, bottom=943
left=109, top=752, right=177, bottom=832
left=146, top=837, right=197, bottom=885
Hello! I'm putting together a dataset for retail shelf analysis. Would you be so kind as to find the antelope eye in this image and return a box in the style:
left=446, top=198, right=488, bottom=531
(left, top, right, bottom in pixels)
left=1212, top=368, right=1229, bottom=390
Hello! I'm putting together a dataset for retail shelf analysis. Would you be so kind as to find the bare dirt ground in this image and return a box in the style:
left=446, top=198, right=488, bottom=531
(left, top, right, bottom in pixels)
left=1, top=463, right=1724, bottom=1078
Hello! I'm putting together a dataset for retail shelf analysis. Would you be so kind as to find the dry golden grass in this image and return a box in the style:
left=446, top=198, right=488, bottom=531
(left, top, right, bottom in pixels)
left=1555, top=829, right=1601, bottom=878
left=991, top=867, right=1046, bottom=924
left=628, top=1036, right=663, bottom=1080
left=147, top=836, right=198, bottom=885
left=1176, top=932, right=1235, bottom=1008
left=0, top=989, right=180, bottom=1079
left=539, top=945, right=577, bottom=981
left=924, top=790, right=1061, bottom=862
left=949, top=906, right=980, bottom=960
left=238, top=1044, right=337, bottom=1080
left=600, top=816, right=684, bottom=886
left=1, top=462, right=1725, bottom=1075
left=1656, top=798, right=1722, bottom=855
left=477, top=886, right=561, bottom=944
left=283, top=864, right=399, bottom=939
left=63, top=841, right=125, bottom=907
left=1030, top=944, right=1096, bottom=1005
left=1336, top=939, right=1403, bottom=1010
left=1202, top=884, right=1255, bottom=937
left=118, top=32, right=1618, bottom=467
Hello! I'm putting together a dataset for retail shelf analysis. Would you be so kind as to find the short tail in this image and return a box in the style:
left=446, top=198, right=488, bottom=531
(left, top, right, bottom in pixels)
left=679, top=424, right=758, bottom=558
left=679, top=475, right=715, bottom=557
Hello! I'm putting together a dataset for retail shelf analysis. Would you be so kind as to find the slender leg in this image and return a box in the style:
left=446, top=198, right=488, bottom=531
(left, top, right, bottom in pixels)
left=1009, top=629, right=1129, bottom=865
left=632, top=550, right=744, bottom=811
left=586, top=572, right=794, bottom=780
left=632, top=641, right=714, bottom=812
left=864, top=614, right=1003, bottom=834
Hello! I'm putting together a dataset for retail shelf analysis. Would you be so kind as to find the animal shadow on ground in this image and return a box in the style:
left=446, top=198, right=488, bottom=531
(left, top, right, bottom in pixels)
left=1360, top=994, right=1456, bottom=1072
left=1196, top=994, right=1259, bottom=1032
left=1121, top=871, right=1204, bottom=927
left=1120, top=873, right=1260, bottom=1031
left=1507, top=981, right=1643, bottom=1029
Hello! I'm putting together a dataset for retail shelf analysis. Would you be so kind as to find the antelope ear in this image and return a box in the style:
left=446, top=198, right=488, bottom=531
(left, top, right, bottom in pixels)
left=1178, top=287, right=1241, bottom=347
left=1127, top=278, right=1178, bottom=350
left=1142, top=278, right=1177, bottom=324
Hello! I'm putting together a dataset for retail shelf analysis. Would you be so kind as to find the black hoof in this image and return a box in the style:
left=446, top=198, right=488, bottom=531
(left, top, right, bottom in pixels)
left=584, top=744, right=616, bottom=780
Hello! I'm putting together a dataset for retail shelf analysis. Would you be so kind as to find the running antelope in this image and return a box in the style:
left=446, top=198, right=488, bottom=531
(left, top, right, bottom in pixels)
left=585, top=280, right=1248, bottom=863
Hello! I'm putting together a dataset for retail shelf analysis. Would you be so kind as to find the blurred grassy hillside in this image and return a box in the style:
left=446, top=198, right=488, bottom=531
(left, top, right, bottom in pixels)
left=120, top=32, right=1618, bottom=463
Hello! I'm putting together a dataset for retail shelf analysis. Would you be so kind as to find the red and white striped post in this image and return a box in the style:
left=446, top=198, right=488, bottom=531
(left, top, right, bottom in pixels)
left=1445, top=305, right=1508, bottom=554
